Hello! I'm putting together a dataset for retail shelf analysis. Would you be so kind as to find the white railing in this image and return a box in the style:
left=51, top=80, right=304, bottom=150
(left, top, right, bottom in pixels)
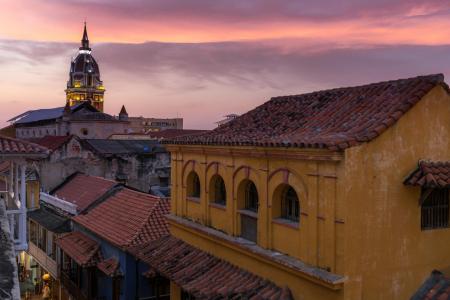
left=2, top=161, right=29, bottom=252
left=28, top=241, right=58, bottom=278
left=6, top=209, right=27, bottom=251
left=40, top=192, right=77, bottom=215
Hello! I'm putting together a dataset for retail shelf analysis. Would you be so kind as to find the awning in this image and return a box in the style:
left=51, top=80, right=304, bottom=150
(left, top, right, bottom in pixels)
left=56, top=231, right=101, bottom=267
left=97, top=258, right=121, bottom=277
left=132, top=236, right=293, bottom=299
left=28, top=206, right=71, bottom=234
left=404, top=161, right=450, bottom=188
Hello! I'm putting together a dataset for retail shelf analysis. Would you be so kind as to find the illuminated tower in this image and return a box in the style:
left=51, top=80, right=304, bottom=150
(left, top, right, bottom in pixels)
left=65, top=23, right=105, bottom=112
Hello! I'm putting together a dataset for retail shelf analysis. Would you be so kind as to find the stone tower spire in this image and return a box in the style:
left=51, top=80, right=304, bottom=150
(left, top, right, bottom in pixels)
left=80, top=22, right=91, bottom=51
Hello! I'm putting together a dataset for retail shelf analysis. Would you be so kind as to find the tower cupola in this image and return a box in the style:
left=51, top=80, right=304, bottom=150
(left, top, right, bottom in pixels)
left=65, top=23, right=105, bottom=112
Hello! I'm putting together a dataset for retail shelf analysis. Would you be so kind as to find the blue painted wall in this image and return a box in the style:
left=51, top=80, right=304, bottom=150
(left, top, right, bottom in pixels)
left=72, top=224, right=154, bottom=300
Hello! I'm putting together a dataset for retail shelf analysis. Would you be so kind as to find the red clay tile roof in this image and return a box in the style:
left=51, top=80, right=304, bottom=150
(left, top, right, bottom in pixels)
left=27, top=135, right=74, bottom=152
left=148, top=129, right=208, bottom=140
left=0, top=135, right=49, bottom=156
left=132, top=236, right=293, bottom=300
left=0, top=161, right=9, bottom=174
left=165, top=74, right=446, bottom=150
left=97, top=258, right=121, bottom=277
left=411, top=270, right=450, bottom=300
left=404, top=161, right=450, bottom=188
left=73, top=188, right=170, bottom=250
left=55, top=231, right=101, bottom=267
left=52, top=173, right=118, bottom=213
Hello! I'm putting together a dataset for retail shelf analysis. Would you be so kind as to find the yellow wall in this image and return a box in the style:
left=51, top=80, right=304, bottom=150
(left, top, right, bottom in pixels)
left=26, top=180, right=40, bottom=209
left=166, top=85, right=450, bottom=300
left=168, top=146, right=345, bottom=299
left=341, top=85, right=450, bottom=299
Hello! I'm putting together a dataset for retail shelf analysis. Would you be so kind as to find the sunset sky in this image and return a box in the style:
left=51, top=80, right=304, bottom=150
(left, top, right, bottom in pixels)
left=0, top=0, right=450, bottom=128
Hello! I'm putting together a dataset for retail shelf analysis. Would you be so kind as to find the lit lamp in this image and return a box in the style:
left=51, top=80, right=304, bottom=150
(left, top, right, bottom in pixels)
left=42, top=273, right=50, bottom=281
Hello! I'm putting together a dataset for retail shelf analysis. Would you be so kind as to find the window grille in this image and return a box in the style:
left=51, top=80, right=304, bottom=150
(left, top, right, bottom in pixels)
left=421, top=188, right=449, bottom=230
left=281, top=186, right=300, bottom=222
left=212, top=176, right=226, bottom=205
left=188, top=172, right=200, bottom=198
left=245, top=181, right=258, bottom=212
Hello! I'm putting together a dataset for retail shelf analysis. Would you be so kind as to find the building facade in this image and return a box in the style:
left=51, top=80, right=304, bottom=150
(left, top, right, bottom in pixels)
left=128, top=117, right=183, bottom=133
left=163, top=74, right=450, bottom=299
left=12, top=102, right=129, bottom=140
left=28, top=136, right=170, bottom=193
left=56, top=187, right=170, bottom=300
left=0, top=136, right=49, bottom=299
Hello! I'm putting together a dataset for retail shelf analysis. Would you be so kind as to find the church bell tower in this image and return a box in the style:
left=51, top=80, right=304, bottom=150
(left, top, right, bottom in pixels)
left=65, top=23, right=105, bottom=112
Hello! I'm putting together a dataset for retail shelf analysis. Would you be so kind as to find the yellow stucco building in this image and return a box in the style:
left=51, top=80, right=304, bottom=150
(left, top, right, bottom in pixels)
left=162, top=74, right=450, bottom=299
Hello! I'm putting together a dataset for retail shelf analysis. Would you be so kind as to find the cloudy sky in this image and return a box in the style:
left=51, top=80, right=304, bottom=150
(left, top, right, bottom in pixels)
left=0, top=0, right=449, bottom=128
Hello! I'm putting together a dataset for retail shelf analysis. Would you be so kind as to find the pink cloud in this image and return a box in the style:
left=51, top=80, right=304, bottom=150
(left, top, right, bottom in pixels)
left=0, top=38, right=449, bottom=129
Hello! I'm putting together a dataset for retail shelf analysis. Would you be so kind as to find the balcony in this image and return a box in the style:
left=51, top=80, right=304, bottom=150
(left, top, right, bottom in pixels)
left=60, top=270, right=88, bottom=300
left=5, top=209, right=27, bottom=251
left=1, top=161, right=28, bottom=252
left=27, top=241, right=58, bottom=278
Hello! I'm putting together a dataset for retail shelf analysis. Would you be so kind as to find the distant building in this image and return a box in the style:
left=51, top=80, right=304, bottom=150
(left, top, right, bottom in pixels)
left=28, top=135, right=170, bottom=193
left=66, top=23, right=105, bottom=112
left=10, top=102, right=129, bottom=139
left=7, top=23, right=182, bottom=139
left=128, top=116, right=183, bottom=133
left=216, top=113, right=239, bottom=127
left=109, top=129, right=208, bottom=141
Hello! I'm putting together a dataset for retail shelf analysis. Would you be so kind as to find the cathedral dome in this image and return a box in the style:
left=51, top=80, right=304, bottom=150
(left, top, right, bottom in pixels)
left=72, top=53, right=100, bottom=74
left=65, top=23, right=105, bottom=112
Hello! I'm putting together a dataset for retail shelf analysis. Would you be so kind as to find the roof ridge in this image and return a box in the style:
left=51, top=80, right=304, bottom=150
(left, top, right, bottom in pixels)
left=126, top=197, right=169, bottom=248
left=121, top=186, right=162, bottom=198
left=163, top=73, right=446, bottom=150
left=75, top=172, right=118, bottom=184
left=270, top=73, right=444, bottom=100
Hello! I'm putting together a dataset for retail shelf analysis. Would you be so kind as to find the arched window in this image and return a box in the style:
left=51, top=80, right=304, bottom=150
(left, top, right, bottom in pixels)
left=244, top=181, right=259, bottom=212
left=187, top=171, right=201, bottom=198
left=281, top=186, right=299, bottom=222
left=210, top=175, right=226, bottom=205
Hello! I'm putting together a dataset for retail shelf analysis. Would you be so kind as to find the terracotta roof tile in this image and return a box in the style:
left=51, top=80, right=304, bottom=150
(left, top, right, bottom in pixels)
left=412, top=270, right=450, bottom=300
left=132, top=236, right=293, bottom=300
left=0, top=135, right=49, bottom=156
left=27, top=135, right=74, bottom=152
left=148, top=129, right=208, bottom=140
left=52, top=173, right=118, bottom=212
left=73, top=188, right=170, bottom=250
left=164, top=74, right=445, bottom=150
left=55, top=231, right=101, bottom=267
left=404, top=161, right=450, bottom=188
left=97, top=257, right=121, bottom=277
left=0, top=161, right=9, bottom=174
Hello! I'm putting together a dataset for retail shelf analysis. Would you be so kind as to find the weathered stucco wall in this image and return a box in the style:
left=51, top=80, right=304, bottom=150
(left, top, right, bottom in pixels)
left=342, top=85, right=450, bottom=300
left=168, top=146, right=345, bottom=299
left=167, top=85, right=450, bottom=300
left=38, top=138, right=170, bottom=193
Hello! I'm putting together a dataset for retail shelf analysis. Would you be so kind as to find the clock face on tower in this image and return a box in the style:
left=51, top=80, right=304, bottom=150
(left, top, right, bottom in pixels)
left=65, top=23, right=105, bottom=112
